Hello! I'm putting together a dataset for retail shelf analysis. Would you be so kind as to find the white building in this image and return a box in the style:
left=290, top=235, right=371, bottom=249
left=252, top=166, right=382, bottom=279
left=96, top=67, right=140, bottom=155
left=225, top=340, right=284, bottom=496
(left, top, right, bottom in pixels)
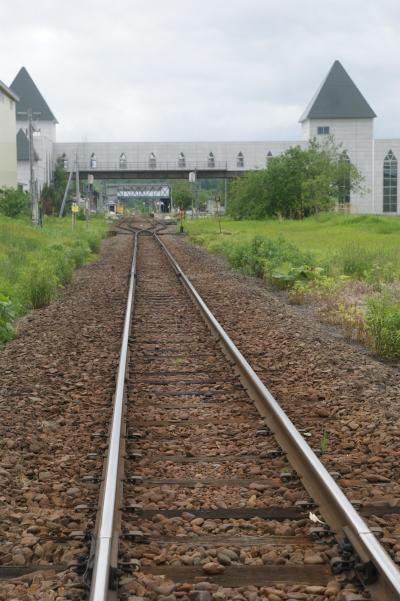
left=0, top=79, right=18, bottom=189
left=12, top=61, right=399, bottom=214
left=10, top=67, right=57, bottom=194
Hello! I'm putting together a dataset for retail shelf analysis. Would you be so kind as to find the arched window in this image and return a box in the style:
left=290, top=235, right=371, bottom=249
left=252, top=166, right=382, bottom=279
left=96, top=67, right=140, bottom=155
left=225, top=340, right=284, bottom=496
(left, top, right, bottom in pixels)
left=119, top=152, right=127, bottom=169
left=338, top=151, right=351, bottom=204
left=237, top=152, right=244, bottom=168
left=383, top=150, right=398, bottom=212
left=61, top=153, right=68, bottom=170
left=178, top=152, right=186, bottom=168
left=149, top=152, right=156, bottom=169
left=90, top=153, right=97, bottom=169
left=266, top=151, right=273, bottom=166
left=208, top=152, right=215, bottom=168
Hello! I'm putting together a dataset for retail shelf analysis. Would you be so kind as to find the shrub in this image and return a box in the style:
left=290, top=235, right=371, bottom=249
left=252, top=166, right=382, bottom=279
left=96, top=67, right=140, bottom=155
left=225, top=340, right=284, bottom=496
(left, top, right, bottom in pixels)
left=21, top=262, right=59, bottom=309
left=0, top=188, right=28, bottom=217
left=86, top=234, right=101, bottom=254
left=224, top=235, right=314, bottom=286
left=366, top=295, right=400, bottom=359
left=0, top=294, right=15, bottom=343
left=69, top=240, right=90, bottom=267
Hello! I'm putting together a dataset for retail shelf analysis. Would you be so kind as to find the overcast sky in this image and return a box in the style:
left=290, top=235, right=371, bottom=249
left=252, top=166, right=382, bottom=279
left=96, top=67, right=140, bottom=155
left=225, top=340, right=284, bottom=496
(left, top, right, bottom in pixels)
left=1, top=0, right=400, bottom=142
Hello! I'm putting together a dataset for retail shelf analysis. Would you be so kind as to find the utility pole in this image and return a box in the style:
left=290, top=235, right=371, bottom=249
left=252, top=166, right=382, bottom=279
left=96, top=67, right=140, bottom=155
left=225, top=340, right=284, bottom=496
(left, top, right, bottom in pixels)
left=75, top=153, right=80, bottom=205
left=27, top=109, right=40, bottom=225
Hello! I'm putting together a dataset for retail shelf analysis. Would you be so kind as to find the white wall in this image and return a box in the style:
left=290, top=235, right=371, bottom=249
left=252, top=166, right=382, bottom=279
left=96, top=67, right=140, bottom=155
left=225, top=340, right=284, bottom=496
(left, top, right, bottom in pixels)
left=0, top=90, right=17, bottom=188
left=302, top=118, right=375, bottom=213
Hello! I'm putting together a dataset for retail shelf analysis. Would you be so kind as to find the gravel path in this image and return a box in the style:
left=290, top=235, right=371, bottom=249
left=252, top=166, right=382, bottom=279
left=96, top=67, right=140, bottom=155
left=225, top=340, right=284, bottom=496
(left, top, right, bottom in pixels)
left=0, top=233, right=133, bottom=600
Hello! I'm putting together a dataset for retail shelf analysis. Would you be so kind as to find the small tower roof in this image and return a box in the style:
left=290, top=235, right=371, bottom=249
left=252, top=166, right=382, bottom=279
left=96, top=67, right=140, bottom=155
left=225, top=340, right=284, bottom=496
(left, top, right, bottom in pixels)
left=300, top=60, right=376, bottom=122
left=16, top=128, right=40, bottom=161
left=10, top=67, right=58, bottom=123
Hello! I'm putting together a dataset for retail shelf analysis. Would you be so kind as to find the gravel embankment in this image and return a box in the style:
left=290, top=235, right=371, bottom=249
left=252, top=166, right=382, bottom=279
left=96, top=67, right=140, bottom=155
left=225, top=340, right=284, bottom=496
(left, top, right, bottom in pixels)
left=0, top=233, right=133, bottom=601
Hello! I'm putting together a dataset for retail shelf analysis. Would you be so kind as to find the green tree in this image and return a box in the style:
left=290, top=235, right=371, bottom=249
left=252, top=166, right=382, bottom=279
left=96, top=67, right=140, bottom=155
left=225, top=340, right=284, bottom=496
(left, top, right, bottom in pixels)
left=53, top=159, right=68, bottom=214
left=173, top=180, right=193, bottom=210
left=40, top=183, right=56, bottom=215
left=0, top=188, right=29, bottom=218
left=228, top=138, right=363, bottom=220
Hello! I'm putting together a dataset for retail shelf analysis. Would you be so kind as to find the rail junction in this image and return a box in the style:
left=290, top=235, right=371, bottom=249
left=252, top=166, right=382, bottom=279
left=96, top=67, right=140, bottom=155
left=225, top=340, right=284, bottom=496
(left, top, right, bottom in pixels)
left=84, top=217, right=400, bottom=601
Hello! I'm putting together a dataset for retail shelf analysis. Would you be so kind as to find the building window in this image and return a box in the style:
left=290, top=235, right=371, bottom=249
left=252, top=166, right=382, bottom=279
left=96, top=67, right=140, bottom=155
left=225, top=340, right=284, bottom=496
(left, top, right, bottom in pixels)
left=90, top=153, right=97, bottom=169
left=208, top=152, right=215, bottom=168
left=383, top=150, right=398, bottom=213
left=149, top=152, right=156, bottom=169
left=119, top=152, right=127, bottom=169
left=317, top=126, right=330, bottom=135
left=266, top=151, right=273, bottom=166
left=178, top=152, right=186, bottom=168
left=338, top=151, right=351, bottom=204
left=237, top=152, right=244, bottom=168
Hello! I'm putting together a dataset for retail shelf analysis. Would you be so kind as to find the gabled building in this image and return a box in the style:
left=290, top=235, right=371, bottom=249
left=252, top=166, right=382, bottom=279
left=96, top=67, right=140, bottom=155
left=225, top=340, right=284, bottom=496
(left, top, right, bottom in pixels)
left=10, top=61, right=397, bottom=214
left=10, top=67, right=57, bottom=193
left=0, top=79, right=18, bottom=189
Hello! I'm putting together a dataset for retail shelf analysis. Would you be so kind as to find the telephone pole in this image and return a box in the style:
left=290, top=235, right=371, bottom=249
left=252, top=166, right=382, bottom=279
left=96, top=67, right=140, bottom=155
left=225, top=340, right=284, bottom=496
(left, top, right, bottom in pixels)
left=22, top=108, right=41, bottom=225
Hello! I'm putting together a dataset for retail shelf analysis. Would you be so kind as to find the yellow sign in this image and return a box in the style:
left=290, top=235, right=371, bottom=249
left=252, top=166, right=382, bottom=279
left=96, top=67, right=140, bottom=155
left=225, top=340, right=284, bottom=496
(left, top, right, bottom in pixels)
left=71, top=203, right=79, bottom=213
left=116, top=205, right=124, bottom=214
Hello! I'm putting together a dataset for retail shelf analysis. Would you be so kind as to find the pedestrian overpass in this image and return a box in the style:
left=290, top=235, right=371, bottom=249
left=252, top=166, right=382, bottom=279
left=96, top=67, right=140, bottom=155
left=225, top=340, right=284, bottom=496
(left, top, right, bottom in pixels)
left=72, top=160, right=242, bottom=180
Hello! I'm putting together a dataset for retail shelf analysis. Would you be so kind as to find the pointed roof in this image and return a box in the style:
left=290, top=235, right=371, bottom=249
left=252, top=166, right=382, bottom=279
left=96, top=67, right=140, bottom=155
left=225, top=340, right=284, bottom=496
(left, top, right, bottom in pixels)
left=16, top=128, right=40, bottom=162
left=10, top=67, right=58, bottom=123
left=300, top=60, right=376, bottom=122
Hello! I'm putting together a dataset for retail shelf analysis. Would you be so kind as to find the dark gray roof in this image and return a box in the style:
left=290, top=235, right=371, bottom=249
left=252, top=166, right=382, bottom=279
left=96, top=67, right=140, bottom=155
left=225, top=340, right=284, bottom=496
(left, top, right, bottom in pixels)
left=16, top=128, right=40, bottom=162
left=300, top=60, right=376, bottom=121
left=10, top=67, right=58, bottom=123
left=0, top=79, right=19, bottom=102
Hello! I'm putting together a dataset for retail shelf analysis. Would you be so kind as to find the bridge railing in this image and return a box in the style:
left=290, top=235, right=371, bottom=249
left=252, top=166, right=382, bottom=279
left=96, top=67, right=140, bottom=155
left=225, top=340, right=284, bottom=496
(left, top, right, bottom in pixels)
left=75, top=160, right=230, bottom=172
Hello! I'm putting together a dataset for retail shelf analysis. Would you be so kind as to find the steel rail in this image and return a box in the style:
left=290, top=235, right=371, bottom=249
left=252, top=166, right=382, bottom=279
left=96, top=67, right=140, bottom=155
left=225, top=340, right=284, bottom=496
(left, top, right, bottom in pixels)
left=155, top=233, right=400, bottom=601
left=89, top=232, right=138, bottom=601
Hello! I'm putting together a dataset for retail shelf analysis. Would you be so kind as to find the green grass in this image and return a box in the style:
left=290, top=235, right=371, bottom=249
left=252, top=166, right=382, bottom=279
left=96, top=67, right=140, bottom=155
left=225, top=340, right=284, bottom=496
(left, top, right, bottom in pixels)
left=0, top=215, right=108, bottom=342
left=184, top=214, right=400, bottom=359
left=185, top=213, right=400, bottom=263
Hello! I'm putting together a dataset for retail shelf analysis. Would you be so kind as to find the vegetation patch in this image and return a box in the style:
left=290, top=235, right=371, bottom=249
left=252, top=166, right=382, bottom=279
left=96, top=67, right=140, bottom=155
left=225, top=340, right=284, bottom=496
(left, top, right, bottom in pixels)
left=185, top=214, right=400, bottom=360
left=0, top=216, right=108, bottom=343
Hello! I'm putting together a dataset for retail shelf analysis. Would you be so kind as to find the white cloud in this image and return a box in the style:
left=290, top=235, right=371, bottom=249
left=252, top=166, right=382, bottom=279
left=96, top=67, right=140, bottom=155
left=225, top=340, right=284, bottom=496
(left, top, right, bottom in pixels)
left=1, top=0, right=400, bottom=141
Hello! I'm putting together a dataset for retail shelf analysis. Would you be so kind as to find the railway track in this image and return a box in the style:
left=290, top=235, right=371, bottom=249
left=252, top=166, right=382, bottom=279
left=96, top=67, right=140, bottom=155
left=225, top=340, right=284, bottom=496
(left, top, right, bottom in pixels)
left=87, top=220, right=400, bottom=601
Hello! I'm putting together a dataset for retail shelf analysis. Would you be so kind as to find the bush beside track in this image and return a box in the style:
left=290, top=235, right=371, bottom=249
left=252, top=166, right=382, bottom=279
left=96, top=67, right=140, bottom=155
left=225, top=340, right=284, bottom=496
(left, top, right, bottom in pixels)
left=0, top=215, right=108, bottom=343
left=185, top=214, right=400, bottom=360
